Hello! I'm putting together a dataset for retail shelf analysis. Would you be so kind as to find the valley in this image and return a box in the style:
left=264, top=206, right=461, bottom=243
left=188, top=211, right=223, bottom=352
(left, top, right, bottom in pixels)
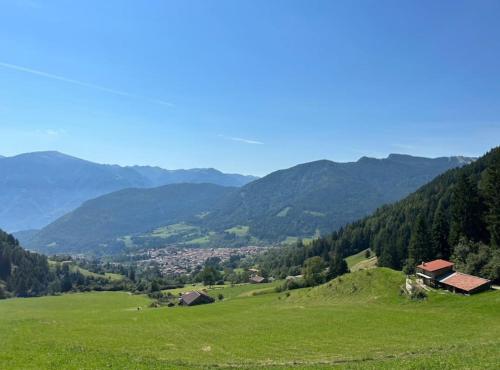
left=17, top=153, right=473, bottom=256
left=2, top=3, right=499, bottom=369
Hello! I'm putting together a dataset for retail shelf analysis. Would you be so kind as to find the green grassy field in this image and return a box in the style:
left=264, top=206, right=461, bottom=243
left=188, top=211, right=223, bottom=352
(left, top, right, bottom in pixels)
left=225, top=225, right=250, bottom=236
left=49, top=261, right=125, bottom=281
left=345, top=249, right=378, bottom=272
left=1, top=268, right=499, bottom=369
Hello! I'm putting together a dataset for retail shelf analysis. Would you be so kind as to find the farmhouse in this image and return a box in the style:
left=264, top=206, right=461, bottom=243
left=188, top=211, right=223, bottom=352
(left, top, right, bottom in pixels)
left=179, top=291, right=215, bottom=306
left=416, top=259, right=491, bottom=294
left=249, top=275, right=266, bottom=284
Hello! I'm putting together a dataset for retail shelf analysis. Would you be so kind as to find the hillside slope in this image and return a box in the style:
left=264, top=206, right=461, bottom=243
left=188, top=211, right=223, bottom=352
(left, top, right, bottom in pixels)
left=26, top=183, right=236, bottom=255
left=259, top=147, right=500, bottom=281
left=0, top=151, right=257, bottom=232
left=203, top=154, right=473, bottom=240
left=0, top=229, right=50, bottom=297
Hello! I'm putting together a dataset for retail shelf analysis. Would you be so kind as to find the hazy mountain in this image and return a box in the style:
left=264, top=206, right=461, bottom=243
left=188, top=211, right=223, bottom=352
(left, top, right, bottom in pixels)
left=23, top=153, right=474, bottom=255
left=0, top=151, right=257, bottom=232
left=25, top=183, right=235, bottom=255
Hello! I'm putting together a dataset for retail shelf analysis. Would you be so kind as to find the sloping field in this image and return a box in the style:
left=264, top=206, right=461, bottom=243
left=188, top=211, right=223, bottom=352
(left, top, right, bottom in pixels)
left=0, top=268, right=499, bottom=369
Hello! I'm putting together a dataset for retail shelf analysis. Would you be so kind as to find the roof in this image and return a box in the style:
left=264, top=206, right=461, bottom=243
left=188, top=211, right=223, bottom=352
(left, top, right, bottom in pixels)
left=180, top=291, right=211, bottom=305
left=417, top=259, right=454, bottom=272
left=249, top=275, right=265, bottom=283
left=439, top=272, right=491, bottom=292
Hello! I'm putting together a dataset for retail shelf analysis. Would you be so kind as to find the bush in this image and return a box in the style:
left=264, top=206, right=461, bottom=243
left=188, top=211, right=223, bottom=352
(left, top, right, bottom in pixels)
left=409, top=287, right=427, bottom=300
left=218, top=293, right=224, bottom=301
left=0, top=286, right=6, bottom=299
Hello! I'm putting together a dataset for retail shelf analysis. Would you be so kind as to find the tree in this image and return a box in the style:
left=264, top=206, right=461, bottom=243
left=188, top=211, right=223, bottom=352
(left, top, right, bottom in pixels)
left=0, top=285, right=6, bottom=299
left=0, top=253, right=11, bottom=280
left=302, top=256, right=325, bottom=286
left=327, top=248, right=348, bottom=281
left=199, top=266, right=221, bottom=286
left=128, top=268, right=136, bottom=282
left=432, top=202, right=450, bottom=259
left=61, top=274, right=73, bottom=293
left=449, top=174, right=484, bottom=245
left=451, top=238, right=491, bottom=278
left=150, top=280, right=160, bottom=292
left=407, top=214, right=431, bottom=272
left=483, top=161, right=500, bottom=248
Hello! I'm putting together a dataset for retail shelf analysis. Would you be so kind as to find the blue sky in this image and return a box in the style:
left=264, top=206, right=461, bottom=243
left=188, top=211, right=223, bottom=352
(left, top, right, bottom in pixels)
left=1, top=0, right=499, bottom=176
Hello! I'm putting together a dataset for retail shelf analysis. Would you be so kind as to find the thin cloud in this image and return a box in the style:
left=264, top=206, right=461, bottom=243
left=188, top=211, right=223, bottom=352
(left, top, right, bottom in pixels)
left=219, top=135, right=264, bottom=145
left=40, top=129, right=66, bottom=137
left=0, top=61, right=173, bottom=107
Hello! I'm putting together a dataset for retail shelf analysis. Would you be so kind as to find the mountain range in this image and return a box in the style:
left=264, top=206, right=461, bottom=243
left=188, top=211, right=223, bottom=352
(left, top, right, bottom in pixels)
left=258, top=146, right=499, bottom=282
left=20, top=153, right=474, bottom=255
left=0, top=151, right=257, bottom=232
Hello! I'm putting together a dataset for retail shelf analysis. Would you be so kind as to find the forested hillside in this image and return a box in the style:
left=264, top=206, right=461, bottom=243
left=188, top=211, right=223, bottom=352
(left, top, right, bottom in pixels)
left=25, top=183, right=236, bottom=255
left=204, top=154, right=473, bottom=240
left=259, top=147, right=500, bottom=282
left=0, top=229, right=131, bottom=298
left=0, top=230, right=50, bottom=298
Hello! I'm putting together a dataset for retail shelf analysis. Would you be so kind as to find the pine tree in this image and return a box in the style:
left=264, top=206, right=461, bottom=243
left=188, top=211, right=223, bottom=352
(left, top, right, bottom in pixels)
left=327, top=248, right=348, bottom=281
left=303, top=256, right=325, bottom=286
left=483, top=160, right=500, bottom=249
left=0, top=253, right=11, bottom=280
left=432, top=202, right=450, bottom=259
left=408, top=214, right=431, bottom=268
left=449, top=174, right=483, bottom=245
left=128, top=267, right=136, bottom=282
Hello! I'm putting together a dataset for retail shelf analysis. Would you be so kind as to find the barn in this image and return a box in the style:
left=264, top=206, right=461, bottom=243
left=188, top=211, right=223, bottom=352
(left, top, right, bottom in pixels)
left=416, top=259, right=491, bottom=294
left=249, top=275, right=266, bottom=284
left=439, top=272, right=492, bottom=294
left=179, top=291, right=215, bottom=306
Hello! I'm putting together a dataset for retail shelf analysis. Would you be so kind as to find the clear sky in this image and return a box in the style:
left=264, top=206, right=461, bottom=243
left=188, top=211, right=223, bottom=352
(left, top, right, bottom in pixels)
left=1, top=0, right=499, bottom=176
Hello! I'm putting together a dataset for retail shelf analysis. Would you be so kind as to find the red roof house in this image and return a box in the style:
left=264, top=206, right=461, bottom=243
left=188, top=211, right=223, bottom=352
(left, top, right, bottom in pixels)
left=416, top=259, right=491, bottom=294
left=416, top=259, right=454, bottom=272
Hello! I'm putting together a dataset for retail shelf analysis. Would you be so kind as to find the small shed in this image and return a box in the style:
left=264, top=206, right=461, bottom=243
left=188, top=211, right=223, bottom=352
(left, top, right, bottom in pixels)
left=249, top=275, right=266, bottom=284
left=179, top=291, right=215, bottom=306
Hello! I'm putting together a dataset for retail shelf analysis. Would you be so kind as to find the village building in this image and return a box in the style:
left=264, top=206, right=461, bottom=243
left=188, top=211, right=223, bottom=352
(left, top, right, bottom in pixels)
left=249, top=275, right=266, bottom=284
left=416, top=259, right=491, bottom=294
left=179, top=291, right=215, bottom=306
left=286, top=274, right=304, bottom=281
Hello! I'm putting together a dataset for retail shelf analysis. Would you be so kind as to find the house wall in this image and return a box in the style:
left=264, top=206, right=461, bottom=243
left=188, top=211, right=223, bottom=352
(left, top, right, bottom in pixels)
left=428, top=266, right=453, bottom=279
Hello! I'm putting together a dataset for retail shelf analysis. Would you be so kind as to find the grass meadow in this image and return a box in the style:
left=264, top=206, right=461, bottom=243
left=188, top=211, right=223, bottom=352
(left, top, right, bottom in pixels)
left=0, top=268, right=499, bottom=369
